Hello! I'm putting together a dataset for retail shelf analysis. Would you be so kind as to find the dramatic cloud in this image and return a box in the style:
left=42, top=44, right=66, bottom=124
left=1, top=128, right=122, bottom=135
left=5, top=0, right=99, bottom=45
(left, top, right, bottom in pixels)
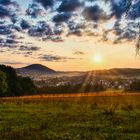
left=82, top=5, right=108, bottom=21
left=53, top=13, right=71, bottom=23
left=34, top=0, right=54, bottom=8
left=0, top=5, right=10, bottom=17
left=128, top=0, right=140, bottom=19
left=0, top=0, right=140, bottom=62
left=0, top=25, right=12, bottom=35
left=0, top=0, right=13, bottom=5
left=57, top=0, right=83, bottom=12
left=28, top=21, right=52, bottom=37
left=2, top=0, right=138, bottom=42
left=0, top=0, right=18, bottom=19
left=26, top=3, right=44, bottom=18
left=20, top=20, right=31, bottom=30
left=110, top=0, right=127, bottom=18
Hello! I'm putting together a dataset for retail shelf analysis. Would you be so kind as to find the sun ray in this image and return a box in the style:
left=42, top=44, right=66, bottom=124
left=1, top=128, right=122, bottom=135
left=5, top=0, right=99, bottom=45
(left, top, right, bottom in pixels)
left=78, top=71, right=93, bottom=93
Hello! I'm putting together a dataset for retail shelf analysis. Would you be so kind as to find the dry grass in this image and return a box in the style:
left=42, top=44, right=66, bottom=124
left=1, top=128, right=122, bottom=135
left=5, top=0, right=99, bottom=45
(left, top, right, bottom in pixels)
left=1, top=92, right=140, bottom=100
left=0, top=93, right=140, bottom=140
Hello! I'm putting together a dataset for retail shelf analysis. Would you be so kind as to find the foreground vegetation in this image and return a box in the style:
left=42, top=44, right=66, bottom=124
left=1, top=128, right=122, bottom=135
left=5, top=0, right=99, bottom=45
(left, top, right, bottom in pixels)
left=0, top=95, right=140, bottom=140
left=0, top=65, right=37, bottom=97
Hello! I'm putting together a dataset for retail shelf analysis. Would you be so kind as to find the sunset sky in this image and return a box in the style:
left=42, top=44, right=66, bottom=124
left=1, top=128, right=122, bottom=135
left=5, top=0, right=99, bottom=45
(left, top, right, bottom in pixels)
left=0, top=0, right=140, bottom=71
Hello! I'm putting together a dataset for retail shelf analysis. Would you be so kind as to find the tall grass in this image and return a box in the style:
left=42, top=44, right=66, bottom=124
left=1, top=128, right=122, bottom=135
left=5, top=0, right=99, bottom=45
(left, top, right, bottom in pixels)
left=0, top=95, right=140, bottom=140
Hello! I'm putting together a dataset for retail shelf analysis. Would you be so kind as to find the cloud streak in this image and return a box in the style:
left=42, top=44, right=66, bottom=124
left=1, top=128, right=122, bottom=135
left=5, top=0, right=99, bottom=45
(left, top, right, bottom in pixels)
left=40, top=54, right=81, bottom=62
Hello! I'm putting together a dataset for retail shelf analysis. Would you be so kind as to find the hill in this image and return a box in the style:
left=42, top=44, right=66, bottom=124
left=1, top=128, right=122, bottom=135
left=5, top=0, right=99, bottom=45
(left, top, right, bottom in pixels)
left=17, top=64, right=56, bottom=74
left=90, top=68, right=140, bottom=77
left=17, top=64, right=140, bottom=80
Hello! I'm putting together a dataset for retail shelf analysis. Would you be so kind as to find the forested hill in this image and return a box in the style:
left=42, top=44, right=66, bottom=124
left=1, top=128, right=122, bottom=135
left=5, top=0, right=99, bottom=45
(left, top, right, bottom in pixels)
left=17, top=64, right=56, bottom=74
left=89, top=68, right=140, bottom=77
left=17, top=64, right=140, bottom=78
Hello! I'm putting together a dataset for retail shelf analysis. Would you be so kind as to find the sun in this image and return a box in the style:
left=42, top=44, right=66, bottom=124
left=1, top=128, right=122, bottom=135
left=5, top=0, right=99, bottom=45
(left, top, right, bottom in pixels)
left=93, top=54, right=103, bottom=63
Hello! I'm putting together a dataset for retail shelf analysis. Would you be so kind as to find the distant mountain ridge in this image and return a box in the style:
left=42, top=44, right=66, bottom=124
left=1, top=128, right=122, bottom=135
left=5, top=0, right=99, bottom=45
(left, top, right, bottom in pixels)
left=90, top=68, right=140, bottom=77
left=17, top=64, right=56, bottom=74
left=17, top=64, right=140, bottom=78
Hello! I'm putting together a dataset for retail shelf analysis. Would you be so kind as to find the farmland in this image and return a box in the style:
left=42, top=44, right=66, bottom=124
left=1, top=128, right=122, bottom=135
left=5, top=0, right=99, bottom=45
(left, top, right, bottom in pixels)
left=0, top=93, right=140, bottom=140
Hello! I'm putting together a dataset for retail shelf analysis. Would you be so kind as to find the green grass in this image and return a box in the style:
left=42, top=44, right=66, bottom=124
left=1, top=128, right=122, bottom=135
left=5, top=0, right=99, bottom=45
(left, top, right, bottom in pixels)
left=0, top=95, right=140, bottom=140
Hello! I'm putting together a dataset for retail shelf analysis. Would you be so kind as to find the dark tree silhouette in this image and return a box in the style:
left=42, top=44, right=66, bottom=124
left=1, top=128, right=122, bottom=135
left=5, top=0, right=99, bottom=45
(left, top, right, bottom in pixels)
left=0, top=65, right=22, bottom=96
left=18, top=76, right=37, bottom=95
left=0, top=71, right=8, bottom=96
left=0, top=65, right=37, bottom=97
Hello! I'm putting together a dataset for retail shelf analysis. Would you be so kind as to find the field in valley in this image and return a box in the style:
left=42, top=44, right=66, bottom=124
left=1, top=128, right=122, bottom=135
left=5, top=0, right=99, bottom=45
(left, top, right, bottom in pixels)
left=0, top=93, right=140, bottom=140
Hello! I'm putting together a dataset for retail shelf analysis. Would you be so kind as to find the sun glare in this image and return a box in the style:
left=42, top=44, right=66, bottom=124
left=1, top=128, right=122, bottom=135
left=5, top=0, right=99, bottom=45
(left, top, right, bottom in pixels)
left=93, top=54, right=103, bottom=63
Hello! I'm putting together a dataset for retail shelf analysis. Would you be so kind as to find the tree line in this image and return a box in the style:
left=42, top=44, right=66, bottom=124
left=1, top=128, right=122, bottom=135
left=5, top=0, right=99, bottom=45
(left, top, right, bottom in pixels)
left=38, top=82, right=106, bottom=94
left=0, top=65, right=37, bottom=97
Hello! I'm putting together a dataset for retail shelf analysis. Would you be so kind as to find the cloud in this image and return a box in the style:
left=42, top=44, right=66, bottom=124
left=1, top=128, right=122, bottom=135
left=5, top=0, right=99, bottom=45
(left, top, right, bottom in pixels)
left=28, top=21, right=52, bottom=37
left=42, top=36, right=63, bottom=42
left=0, top=61, right=30, bottom=65
left=34, top=0, right=54, bottom=8
left=6, top=38, right=18, bottom=44
left=57, top=0, right=83, bottom=12
left=26, top=3, right=44, bottom=18
left=0, top=0, right=14, bottom=5
left=0, top=0, right=19, bottom=19
left=53, top=13, right=72, bottom=22
left=73, top=51, right=85, bottom=55
left=0, top=0, right=139, bottom=55
left=67, top=30, right=82, bottom=36
left=53, top=25, right=64, bottom=35
left=110, top=0, right=127, bottom=18
left=40, top=54, right=78, bottom=62
left=0, top=37, right=18, bottom=49
left=82, top=5, right=108, bottom=21
left=67, top=21, right=86, bottom=36
left=128, top=0, right=140, bottom=19
left=0, top=5, right=11, bottom=17
left=51, top=36, right=63, bottom=42
left=19, top=45, right=40, bottom=51
left=0, top=43, right=17, bottom=49
left=20, top=20, right=31, bottom=30
left=113, top=19, right=139, bottom=41
left=0, top=25, right=12, bottom=35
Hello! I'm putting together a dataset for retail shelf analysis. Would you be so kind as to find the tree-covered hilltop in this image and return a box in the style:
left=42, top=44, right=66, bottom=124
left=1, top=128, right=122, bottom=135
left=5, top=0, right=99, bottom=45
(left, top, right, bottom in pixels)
left=0, top=65, right=37, bottom=97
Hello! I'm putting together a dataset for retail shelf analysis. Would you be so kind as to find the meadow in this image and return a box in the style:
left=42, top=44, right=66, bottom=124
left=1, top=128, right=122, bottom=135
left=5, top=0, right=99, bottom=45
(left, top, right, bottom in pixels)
left=0, top=94, right=140, bottom=140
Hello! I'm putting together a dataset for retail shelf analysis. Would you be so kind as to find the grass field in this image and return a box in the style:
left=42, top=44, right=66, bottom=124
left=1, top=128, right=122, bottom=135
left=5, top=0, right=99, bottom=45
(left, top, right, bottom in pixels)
left=0, top=94, right=140, bottom=140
